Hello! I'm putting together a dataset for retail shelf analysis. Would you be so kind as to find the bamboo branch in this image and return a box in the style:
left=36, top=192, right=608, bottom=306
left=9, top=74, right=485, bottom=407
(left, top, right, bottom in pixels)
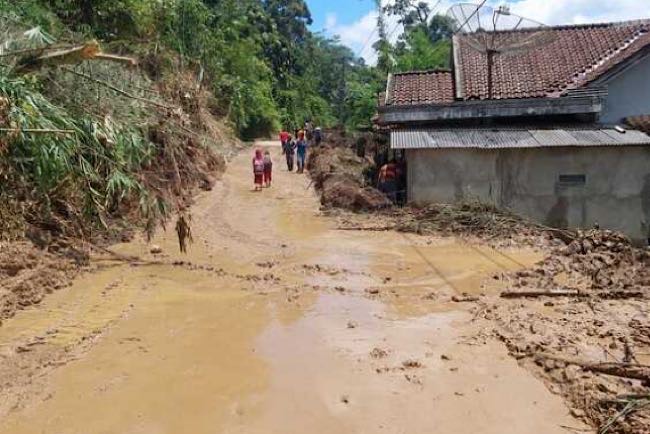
left=94, top=53, right=137, bottom=67
left=0, top=127, right=76, bottom=134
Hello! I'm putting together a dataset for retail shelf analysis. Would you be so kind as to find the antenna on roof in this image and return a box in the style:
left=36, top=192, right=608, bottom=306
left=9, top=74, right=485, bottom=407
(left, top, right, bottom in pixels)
left=447, top=2, right=554, bottom=99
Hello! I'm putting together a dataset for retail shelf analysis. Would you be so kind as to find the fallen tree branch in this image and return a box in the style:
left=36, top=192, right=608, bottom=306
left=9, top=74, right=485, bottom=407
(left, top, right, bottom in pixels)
left=501, top=289, right=644, bottom=299
left=336, top=225, right=396, bottom=232
left=501, top=289, right=590, bottom=298
left=536, top=353, right=650, bottom=385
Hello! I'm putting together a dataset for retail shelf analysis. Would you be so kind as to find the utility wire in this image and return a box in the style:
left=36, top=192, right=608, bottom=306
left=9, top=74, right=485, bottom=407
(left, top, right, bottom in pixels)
left=356, top=25, right=378, bottom=58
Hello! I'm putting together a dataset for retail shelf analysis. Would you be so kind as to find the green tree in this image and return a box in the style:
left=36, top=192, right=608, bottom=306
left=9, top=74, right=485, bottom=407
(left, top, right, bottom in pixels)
left=373, top=0, right=394, bottom=74
left=394, top=28, right=450, bottom=71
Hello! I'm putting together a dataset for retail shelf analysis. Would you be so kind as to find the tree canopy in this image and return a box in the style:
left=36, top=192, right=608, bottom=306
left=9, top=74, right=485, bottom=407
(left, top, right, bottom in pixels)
left=2, top=0, right=457, bottom=134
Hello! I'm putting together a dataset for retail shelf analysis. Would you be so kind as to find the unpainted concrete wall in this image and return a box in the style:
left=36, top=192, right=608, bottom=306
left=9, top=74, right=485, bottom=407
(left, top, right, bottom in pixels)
left=407, top=146, right=650, bottom=242
left=600, top=53, right=650, bottom=125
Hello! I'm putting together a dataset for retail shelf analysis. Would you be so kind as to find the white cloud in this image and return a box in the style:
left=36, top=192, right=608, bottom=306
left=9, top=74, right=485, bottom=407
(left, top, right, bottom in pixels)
left=511, top=0, right=649, bottom=26
left=328, top=0, right=650, bottom=64
left=325, top=13, right=338, bottom=30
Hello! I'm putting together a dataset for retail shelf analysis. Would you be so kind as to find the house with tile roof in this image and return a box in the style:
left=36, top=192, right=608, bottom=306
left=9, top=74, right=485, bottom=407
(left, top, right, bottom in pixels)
left=376, top=19, right=650, bottom=242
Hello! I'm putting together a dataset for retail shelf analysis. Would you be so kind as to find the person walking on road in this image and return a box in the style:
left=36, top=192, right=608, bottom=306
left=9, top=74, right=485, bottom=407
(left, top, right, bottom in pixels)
left=285, top=134, right=295, bottom=171
left=263, top=150, right=273, bottom=188
left=279, top=129, right=290, bottom=150
left=296, top=135, right=308, bottom=174
left=252, top=149, right=265, bottom=191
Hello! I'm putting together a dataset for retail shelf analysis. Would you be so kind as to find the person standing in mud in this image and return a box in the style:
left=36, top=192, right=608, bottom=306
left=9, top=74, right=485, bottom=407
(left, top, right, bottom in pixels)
left=252, top=149, right=265, bottom=191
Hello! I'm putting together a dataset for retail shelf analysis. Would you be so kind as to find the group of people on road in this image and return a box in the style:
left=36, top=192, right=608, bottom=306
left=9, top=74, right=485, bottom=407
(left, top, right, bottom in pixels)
left=252, top=121, right=322, bottom=190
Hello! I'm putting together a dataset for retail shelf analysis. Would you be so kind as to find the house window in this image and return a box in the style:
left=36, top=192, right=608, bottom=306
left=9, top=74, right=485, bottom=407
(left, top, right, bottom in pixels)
left=558, top=174, right=586, bottom=186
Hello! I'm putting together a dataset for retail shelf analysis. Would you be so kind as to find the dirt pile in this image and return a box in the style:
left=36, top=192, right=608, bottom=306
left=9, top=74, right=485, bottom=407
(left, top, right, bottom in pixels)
left=486, top=229, right=650, bottom=434
left=509, top=229, right=650, bottom=293
left=0, top=242, right=78, bottom=322
left=308, top=145, right=390, bottom=212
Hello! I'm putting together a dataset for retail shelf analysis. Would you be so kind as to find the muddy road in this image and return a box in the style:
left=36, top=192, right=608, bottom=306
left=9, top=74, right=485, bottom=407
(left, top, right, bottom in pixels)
left=0, top=143, right=589, bottom=433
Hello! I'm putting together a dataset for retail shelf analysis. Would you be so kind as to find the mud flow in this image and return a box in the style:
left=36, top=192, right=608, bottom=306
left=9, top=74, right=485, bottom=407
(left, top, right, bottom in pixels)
left=0, top=144, right=589, bottom=433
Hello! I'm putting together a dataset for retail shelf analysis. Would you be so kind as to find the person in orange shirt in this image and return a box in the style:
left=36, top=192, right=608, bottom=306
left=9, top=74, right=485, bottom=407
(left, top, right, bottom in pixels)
left=279, top=129, right=290, bottom=156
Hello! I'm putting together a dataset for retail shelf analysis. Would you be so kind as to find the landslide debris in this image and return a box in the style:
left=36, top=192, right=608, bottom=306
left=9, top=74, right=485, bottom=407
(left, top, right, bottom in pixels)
left=308, top=144, right=390, bottom=212
left=327, top=176, right=650, bottom=434
left=394, top=202, right=547, bottom=243
left=487, top=229, right=650, bottom=434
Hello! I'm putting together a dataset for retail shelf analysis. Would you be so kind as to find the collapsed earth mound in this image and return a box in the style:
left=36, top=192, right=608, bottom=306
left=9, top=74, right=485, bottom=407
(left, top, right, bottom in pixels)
left=308, top=145, right=390, bottom=212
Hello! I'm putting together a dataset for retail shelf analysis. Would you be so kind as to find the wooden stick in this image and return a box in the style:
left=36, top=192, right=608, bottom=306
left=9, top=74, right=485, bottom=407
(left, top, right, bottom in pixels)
left=501, top=289, right=644, bottom=299
left=536, top=353, right=650, bottom=384
left=336, top=226, right=396, bottom=232
left=94, top=53, right=137, bottom=67
left=501, top=289, right=589, bottom=298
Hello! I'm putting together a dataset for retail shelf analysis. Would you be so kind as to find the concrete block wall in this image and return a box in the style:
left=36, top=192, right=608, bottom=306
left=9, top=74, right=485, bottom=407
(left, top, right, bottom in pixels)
left=407, top=146, right=650, bottom=242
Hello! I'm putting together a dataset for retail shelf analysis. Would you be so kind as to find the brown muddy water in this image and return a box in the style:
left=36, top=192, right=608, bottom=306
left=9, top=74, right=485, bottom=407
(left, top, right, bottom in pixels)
left=0, top=144, right=589, bottom=433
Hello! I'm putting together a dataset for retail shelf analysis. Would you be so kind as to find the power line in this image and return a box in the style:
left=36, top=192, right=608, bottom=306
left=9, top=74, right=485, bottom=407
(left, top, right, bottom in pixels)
left=356, top=26, right=378, bottom=58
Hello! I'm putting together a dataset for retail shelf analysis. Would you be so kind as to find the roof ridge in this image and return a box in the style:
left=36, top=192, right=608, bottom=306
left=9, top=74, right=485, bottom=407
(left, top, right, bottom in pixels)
left=462, top=18, right=650, bottom=35
left=564, top=25, right=650, bottom=91
left=391, top=69, right=452, bottom=76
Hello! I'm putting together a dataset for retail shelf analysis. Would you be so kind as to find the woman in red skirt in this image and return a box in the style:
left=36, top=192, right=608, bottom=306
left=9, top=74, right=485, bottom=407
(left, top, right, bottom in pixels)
left=263, top=150, right=273, bottom=187
left=252, top=149, right=264, bottom=191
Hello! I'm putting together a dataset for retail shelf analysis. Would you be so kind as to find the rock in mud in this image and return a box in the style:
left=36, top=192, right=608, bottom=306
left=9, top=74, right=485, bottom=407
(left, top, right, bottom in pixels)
left=402, top=359, right=423, bottom=369
left=370, top=348, right=389, bottom=359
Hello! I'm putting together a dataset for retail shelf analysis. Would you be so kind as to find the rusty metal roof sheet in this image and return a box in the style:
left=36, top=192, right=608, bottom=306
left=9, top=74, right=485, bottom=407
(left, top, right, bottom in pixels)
left=391, top=127, right=650, bottom=149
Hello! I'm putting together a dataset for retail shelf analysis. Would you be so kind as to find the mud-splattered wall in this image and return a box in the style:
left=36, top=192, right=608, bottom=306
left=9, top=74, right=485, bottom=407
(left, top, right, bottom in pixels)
left=407, top=146, right=650, bottom=242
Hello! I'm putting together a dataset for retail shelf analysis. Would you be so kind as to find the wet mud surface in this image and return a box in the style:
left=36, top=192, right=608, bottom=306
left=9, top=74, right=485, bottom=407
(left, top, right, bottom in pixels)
left=0, top=144, right=588, bottom=433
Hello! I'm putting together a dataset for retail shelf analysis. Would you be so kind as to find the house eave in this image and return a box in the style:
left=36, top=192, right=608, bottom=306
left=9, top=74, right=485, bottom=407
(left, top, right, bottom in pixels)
left=377, top=96, right=603, bottom=125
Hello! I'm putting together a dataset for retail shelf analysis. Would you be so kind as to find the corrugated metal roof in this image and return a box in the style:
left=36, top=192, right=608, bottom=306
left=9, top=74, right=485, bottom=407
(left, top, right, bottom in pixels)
left=391, top=128, right=650, bottom=149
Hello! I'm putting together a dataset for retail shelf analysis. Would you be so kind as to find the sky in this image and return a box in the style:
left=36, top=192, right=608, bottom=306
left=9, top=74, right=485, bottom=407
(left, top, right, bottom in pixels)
left=306, top=0, right=650, bottom=64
